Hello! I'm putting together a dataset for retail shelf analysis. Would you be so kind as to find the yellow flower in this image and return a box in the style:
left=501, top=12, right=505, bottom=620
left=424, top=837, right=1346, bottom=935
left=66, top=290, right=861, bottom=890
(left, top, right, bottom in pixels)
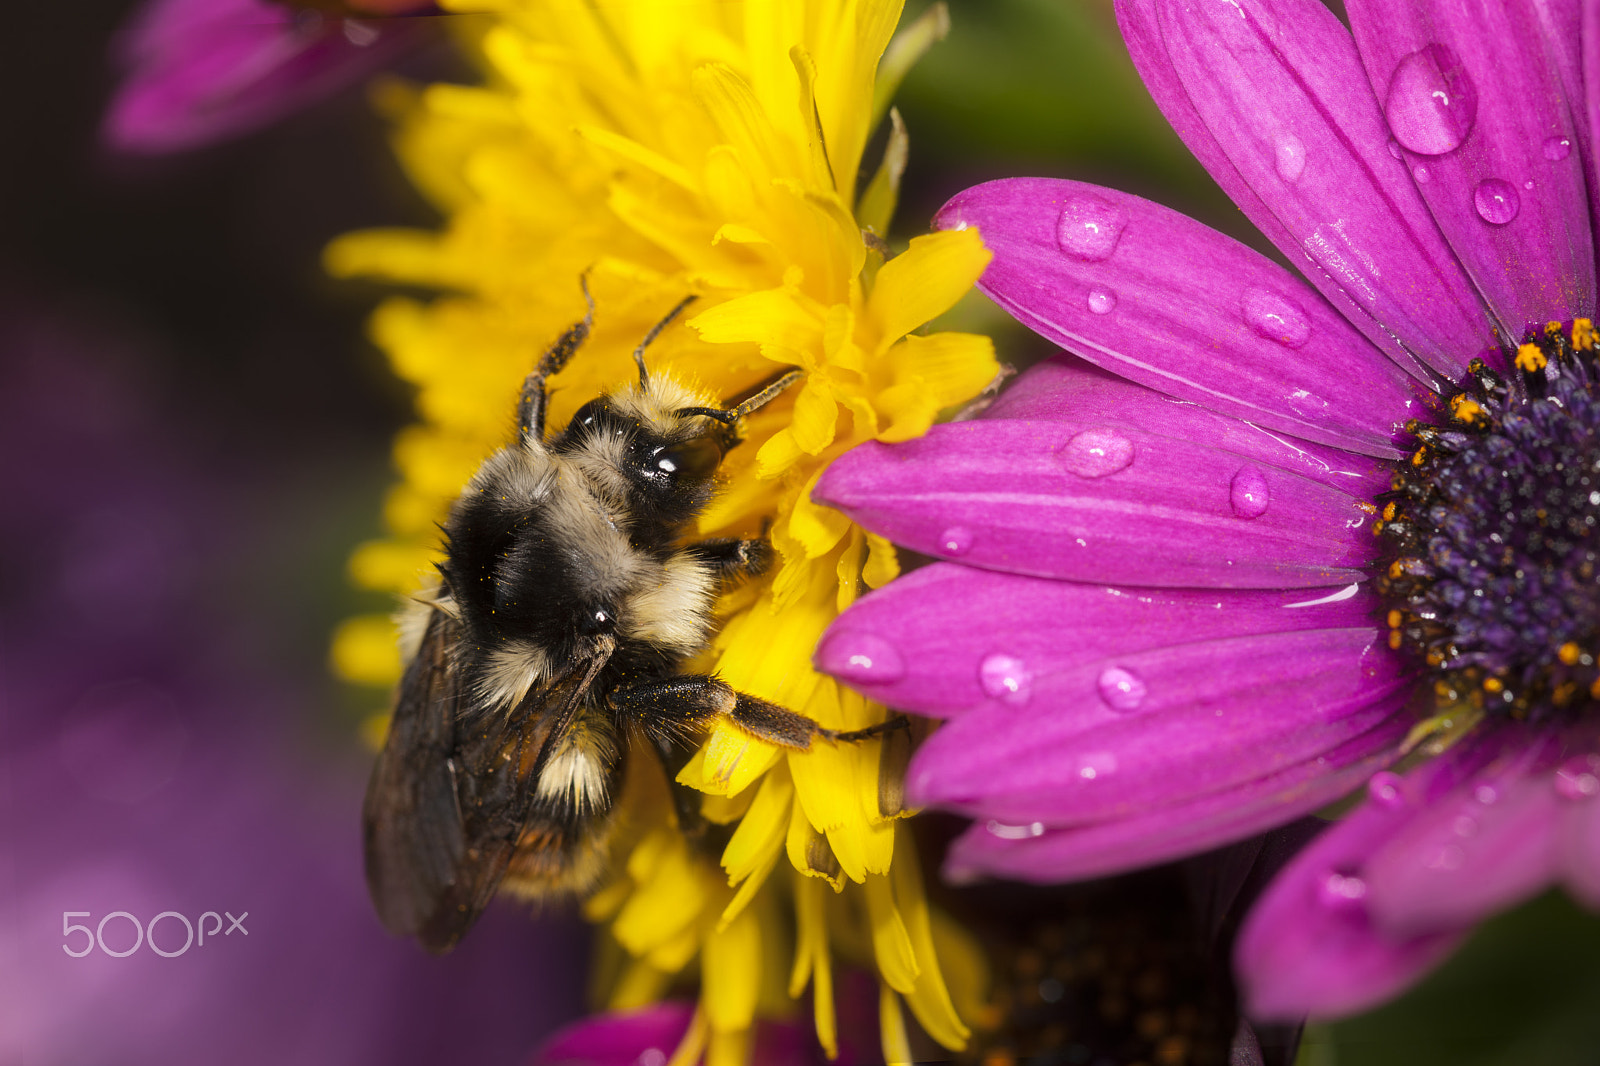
left=328, top=2, right=995, bottom=1062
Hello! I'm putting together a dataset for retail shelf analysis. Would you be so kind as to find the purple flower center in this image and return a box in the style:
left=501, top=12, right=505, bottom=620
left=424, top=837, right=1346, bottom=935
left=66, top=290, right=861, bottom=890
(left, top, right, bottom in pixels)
left=1377, top=319, right=1600, bottom=720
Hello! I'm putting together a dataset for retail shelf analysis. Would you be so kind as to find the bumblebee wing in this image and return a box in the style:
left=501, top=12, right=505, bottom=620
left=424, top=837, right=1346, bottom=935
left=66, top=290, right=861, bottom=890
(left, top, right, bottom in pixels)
left=412, top=681, right=571, bottom=952
left=362, top=608, right=468, bottom=946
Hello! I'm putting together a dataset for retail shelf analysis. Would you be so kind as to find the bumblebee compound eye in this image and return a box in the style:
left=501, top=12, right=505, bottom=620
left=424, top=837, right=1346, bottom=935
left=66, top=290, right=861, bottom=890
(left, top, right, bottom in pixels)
left=566, top=398, right=612, bottom=436
left=646, top=436, right=722, bottom=485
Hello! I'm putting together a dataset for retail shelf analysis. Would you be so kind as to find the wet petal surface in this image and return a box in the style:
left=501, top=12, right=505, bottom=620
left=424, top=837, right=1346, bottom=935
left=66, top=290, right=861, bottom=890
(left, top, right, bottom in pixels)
left=1118, top=0, right=1492, bottom=382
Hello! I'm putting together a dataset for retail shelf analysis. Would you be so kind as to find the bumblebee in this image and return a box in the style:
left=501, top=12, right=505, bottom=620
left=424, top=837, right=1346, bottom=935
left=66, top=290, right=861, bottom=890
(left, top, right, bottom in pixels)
left=362, top=285, right=891, bottom=953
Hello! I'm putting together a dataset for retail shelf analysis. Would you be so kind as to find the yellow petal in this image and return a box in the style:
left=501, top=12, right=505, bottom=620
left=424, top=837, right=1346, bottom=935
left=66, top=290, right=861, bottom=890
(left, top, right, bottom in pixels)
left=864, top=872, right=919, bottom=994
left=721, top=765, right=794, bottom=883
left=879, top=983, right=914, bottom=1066
left=894, top=330, right=1000, bottom=409
left=329, top=614, right=401, bottom=687
left=608, top=956, right=674, bottom=1011
left=789, top=378, right=839, bottom=455
left=576, top=123, right=699, bottom=193
left=787, top=471, right=852, bottom=558
left=786, top=792, right=844, bottom=890
left=789, top=875, right=837, bottom=1057
left=682, top=720, right=783, bottom=797
left=703, top=904, right=762, bottom=1033
left=863, top=532, right=900, bottom=588
left=891, top=826, right=971, bottom=1049
left=690, top=287, right=819, bottom=364
left=613, top=834, right=706, bottom=955
left=867, top=227, right=992, bottom=357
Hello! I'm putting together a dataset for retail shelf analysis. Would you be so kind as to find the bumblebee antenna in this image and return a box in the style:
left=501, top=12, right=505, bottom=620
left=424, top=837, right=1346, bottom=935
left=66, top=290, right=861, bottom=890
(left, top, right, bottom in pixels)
left=633, top=295, right=698, bottom=388
left=678, top=367, right=804, bottom=426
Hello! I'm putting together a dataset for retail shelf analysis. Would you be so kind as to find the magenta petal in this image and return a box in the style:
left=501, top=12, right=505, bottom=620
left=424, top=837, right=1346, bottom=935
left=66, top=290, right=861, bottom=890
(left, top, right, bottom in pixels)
left=1236, top=727, right=1521, bottom=1020
left=815, top=419, right=1377, bottom=588
left=818, top=564, right=1389, bottom=718
left=935, top=178, right=1422, bottom=457
left=1559, top=751, right=1600, bottom=907
left=908, top=629, right=1407, bottom=825
left=1346, top=0, right=1594, bottom=335
left=1362, top=733, right=1564, bottom=937
left=942, top=716, right=1408, bottom=883
left=984, top=356, right=1395, bottom=498
left=535, top=1003, right=694, bottom=1066
left=1234, top=803, right=1466, bottom=1022
left=104, top=0, right=430, bottom=154
left=1118, top=0, right=1492, bottom=382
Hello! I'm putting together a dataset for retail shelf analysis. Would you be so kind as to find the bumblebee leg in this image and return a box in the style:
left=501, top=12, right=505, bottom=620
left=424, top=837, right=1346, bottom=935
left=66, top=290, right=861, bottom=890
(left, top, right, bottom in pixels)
left=613, top=676, right=909, bottom=756
left=517, top=277, right=595, bottom=440
left=685, top=538, right=772, bottom=588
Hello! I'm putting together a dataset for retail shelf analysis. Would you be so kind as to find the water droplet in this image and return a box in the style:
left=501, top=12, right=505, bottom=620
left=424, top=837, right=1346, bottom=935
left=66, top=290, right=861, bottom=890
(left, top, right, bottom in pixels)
left=1087, top=288, right=1117, bottom=315
left=1229, top=465, right=1271, bottom=519
left=1056, top=195, right=1127, bottom=262
left=1274, top=133, right=1307, bottom=182
left=816, top=631, right=905, bottom=684
left=1543, top=135, right=1572, bottom=161
left=979, top=653, right=1033, bottom=707
left=1241, top=287, right=1311, bottom=348
left=1412, top=164, right=1431, bottom=183
left=1060, top=428, right=1134, bottom=478
left=1096, top=667, right=1147, bottom=712
left=1555, top=754, right=1600, bottom=800
left=1077, top=752, right=1117, bottom=780
left=1387, top=138, right=1404, bottom=160
left=1452, top=814, right=1478, bottom=837
left=1384, top=44, right=1478, bottom=155
left=938, top=526, right=973, bottom=557
left=1472, top=784, right=1498, bottom=805
left=1368, top=770, right=1407, bottom=809
left=986, top=819, right=1046, bottom=840
left=1317, top=869, right=1369, bottom=909
left=1473, top=178, right=1519, bottom=224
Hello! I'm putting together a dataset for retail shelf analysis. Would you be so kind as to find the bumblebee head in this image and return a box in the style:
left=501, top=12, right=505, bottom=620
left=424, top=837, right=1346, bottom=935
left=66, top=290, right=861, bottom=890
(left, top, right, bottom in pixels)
left=553, top=375, right=732, bottom=529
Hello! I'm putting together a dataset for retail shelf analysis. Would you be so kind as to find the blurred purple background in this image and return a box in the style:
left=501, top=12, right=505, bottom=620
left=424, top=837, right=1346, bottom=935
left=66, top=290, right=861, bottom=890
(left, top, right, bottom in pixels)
left=0, top=3, right=588, bottom=1061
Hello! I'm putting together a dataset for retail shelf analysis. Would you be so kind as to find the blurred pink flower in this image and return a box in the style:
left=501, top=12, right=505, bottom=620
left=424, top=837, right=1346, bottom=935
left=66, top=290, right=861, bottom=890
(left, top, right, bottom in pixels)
left=103, top=0, right=434, bottom=154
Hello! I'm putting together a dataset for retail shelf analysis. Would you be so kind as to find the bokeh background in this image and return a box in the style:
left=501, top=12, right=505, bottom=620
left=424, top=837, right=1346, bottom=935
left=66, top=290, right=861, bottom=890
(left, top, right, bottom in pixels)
left=3, top=1, right=1598, bottom=1063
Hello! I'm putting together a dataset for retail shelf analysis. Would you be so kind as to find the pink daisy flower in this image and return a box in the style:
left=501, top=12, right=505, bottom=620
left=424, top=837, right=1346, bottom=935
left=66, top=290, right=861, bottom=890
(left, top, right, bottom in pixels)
left=813, top=0, right=1600, bottom=1019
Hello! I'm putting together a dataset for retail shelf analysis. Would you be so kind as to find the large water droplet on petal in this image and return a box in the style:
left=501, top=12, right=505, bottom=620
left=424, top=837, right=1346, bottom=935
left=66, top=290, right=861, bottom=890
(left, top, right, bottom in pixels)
left=1060, top=428, right=1134, bottom=478
left=816, top=631, right=905, bottom=684
left=1473, top=178, right=1520, bottom=224
left=1317, top=869, right=1369, bottom=909
left=1241, top=287, right=1311, bottom=348
left=1543, top=135, right=1573, bottom=161
left=1087, top=288, right=1117, bottom=315
left=938, top=526, right=973, bottom=557
left=979, top=653, right=1033, bottom=707
left=1274, top=133, right=1307, bottom=183
left=1555, top=753, right=1600, bottom=800
left=1384, top=44, right=1478, bottom=156
left=1056, top=195, right=1127, bottom=262
left=1096, top=666, right=1147, bottom=712
left=1368, top=770, right=1408, bottom=809
left=1229, top=465, right=1271, bottom=519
